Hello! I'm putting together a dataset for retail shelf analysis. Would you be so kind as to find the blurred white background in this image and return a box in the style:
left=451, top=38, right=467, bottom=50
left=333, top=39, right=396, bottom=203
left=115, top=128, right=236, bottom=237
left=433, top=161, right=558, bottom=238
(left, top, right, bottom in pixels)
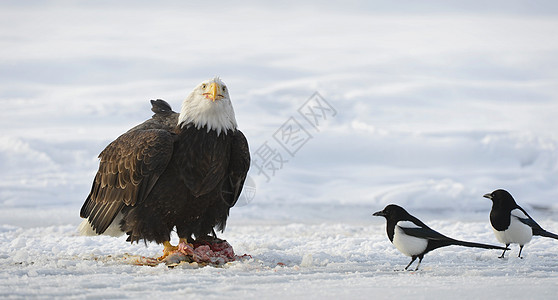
left=1, top=0, right=557, bottom=226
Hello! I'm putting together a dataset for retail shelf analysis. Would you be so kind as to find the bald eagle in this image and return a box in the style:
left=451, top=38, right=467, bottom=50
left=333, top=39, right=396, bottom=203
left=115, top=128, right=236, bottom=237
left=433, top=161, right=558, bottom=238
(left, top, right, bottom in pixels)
left=79, top=77, right=250, bottom=258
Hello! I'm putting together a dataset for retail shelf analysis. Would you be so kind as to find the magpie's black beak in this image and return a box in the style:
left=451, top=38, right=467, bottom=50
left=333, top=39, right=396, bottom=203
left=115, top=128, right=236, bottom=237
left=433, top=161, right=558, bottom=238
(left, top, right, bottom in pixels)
left=483, top=193, right=493, bottom=200
left=373, top=210, right=385, bottom=217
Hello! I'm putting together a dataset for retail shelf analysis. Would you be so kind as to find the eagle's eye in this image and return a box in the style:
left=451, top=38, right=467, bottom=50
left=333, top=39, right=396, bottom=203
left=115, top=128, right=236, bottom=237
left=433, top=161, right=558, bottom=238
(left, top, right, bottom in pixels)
left=201, top=84, right=207, bottom=89
left=222, top=86, right=227, bottom=92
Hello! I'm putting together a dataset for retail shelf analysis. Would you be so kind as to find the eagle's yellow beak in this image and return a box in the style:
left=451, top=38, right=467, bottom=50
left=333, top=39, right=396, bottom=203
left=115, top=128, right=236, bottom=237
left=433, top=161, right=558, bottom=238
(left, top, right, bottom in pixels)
left=203, top=82, right=223, bottom=102
left=209, top=82, right=218, bottom=102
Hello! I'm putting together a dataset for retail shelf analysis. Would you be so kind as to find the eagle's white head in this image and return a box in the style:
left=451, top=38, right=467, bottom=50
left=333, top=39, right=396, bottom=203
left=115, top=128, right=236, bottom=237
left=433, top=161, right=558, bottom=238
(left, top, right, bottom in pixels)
left=178, top=77, right=238, bottom=135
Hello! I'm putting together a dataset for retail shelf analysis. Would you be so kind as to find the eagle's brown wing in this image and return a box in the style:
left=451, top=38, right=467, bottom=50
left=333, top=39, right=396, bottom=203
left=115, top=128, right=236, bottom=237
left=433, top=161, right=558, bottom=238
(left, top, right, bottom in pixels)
left=126, top=99, right=179, bottom=133
left=80, top=129, right=175, bottom=234
left=223, top=130, right=251, bottom=207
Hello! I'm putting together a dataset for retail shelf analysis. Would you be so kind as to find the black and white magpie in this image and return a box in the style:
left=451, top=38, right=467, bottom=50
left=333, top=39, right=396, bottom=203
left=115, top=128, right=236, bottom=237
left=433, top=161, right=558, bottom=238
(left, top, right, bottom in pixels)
left=373, top=204, right=509, bottom=271
left=484, top=189, right=558, bottom=258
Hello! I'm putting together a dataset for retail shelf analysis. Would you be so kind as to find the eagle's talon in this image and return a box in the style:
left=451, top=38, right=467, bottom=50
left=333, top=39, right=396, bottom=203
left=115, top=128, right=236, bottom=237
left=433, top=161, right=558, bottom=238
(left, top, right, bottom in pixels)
left=157, top=241, right=179, bottom=260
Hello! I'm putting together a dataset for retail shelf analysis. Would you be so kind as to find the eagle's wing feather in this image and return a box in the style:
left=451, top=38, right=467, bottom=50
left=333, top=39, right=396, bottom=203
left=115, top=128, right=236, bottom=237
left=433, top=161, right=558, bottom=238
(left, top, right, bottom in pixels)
left=223, top=130, right=251, bottom=207
left=80, top=129, right=175, bottom=234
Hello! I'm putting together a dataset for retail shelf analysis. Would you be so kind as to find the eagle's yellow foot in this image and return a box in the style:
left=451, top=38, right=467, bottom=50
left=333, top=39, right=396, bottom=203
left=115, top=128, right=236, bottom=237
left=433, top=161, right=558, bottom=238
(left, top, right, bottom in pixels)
left=157, top=239, right=194, bottom=260
left=157, top=241, right=178, bottom=260
left=178, top=238, right=190, bottom=245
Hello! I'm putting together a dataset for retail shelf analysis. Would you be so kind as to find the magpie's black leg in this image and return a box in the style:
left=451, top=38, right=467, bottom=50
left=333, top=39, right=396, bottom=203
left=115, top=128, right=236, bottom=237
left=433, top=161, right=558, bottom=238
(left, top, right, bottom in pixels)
left=518, top=245, right=524, bottom=259
left=212, top=229, right=218, bottom=239
left=498, top=244, right=509, bottom=258
left=404, top=256, right=417, bottom=271
left=414, top=256, right=424, bottom=271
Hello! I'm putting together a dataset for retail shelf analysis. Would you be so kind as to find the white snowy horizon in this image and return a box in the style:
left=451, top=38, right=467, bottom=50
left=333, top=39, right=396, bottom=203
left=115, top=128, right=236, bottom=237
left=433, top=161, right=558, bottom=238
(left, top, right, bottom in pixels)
left=1, top=1, right=558, bottom=298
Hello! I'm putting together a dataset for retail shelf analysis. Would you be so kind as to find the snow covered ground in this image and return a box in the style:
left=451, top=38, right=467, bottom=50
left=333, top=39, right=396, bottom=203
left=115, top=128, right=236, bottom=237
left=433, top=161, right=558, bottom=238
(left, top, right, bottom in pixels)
left=2, top=1, right=558, bottom=298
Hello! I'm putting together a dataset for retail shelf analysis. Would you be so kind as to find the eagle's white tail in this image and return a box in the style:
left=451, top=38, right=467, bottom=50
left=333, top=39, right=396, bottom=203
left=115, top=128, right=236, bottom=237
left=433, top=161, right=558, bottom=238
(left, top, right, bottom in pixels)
left=78, top=214, right=125, bottom=237
left=78, top=219, right=97, bottom=236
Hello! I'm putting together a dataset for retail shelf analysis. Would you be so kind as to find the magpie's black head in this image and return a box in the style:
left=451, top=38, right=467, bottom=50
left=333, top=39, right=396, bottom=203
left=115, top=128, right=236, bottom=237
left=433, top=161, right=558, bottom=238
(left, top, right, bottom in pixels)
left=483, top=189, right=518, bottom=209
left=373, top=204, right=410, bottom=222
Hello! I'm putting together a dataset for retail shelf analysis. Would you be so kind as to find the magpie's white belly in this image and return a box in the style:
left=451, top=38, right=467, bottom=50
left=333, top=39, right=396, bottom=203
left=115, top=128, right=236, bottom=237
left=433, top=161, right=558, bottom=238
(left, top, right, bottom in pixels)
left=393, top=225, right=428, bottom=257
left=492, top=216, right=532, bottom=246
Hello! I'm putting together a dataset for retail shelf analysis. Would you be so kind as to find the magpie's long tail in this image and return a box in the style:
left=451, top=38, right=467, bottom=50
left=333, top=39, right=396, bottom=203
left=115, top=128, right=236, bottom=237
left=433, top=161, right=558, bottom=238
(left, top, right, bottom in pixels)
left=452, top=240, right=509, bottom=250
left=534, top=229, right=558, bottom=240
